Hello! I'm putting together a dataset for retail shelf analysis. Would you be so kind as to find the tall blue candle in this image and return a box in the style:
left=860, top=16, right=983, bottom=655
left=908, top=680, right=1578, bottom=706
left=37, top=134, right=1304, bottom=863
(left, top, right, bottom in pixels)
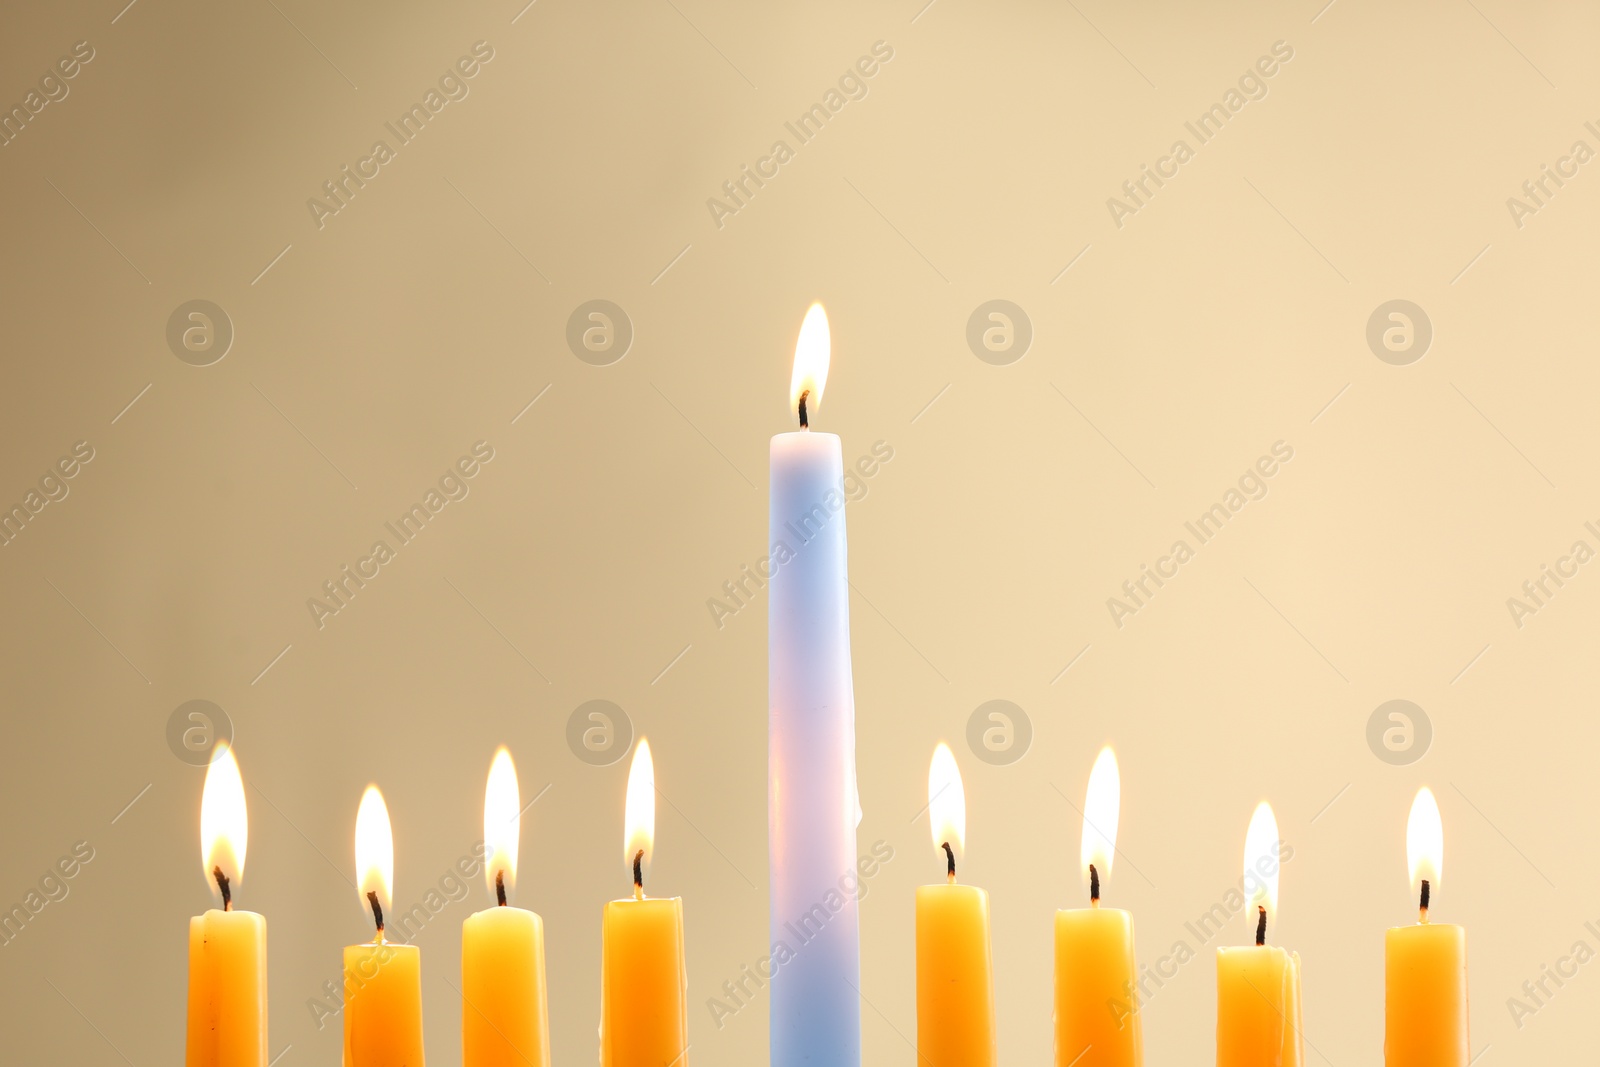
left=768, top=303, right=862, bottom=1067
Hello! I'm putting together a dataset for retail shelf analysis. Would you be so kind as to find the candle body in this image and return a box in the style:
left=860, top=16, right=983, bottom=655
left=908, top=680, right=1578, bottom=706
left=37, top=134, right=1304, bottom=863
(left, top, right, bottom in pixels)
left=1216, top=945, right=1302, bottom=1067
left=916, top=883, right=996, bottom=1067
left=186, top=908, right=267, bottom=1067
left=600, top=896, right=688, bottom=1067
left=462, top=906, right=551, bottom=1067
left=343, top=940, right=425, bottom=1066
left=769, top=430, right=861, bottom=1067
left=1384, top=923, right=1468, bottom=1067
left=1055, top=907, right=1143, bottom=1067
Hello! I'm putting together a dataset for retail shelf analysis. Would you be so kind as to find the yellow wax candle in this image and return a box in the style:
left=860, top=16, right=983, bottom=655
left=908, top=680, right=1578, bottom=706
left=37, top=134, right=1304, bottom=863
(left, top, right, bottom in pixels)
left=601, top=896, right=688, bottom=1066
left=1215, top=802, right=1301, bottom=1067
left=600, top=739, right=689, bottom=1067
left=1385, top=788, right=1469, bottom=1067
left=1385, top=924, right=1467, bottom=1065
left=1055, top=747, right=1142, bottom=1067
left=187, top=745, right=268, bottom=1067
left=346, top=785, right=426, bottom=1067
left=463, top=908, right=549, bottom=1067
left=916, top=744, right=996, bottom=1067
left=344, top=940, right=425, bottom=1067
left=463, top=747, right=551, bottom=1067
left=1056, top=906, right=1142, bottom=1067
left=188, top=909, right=268, bottom=1066
left=1216, top=945, right=1302, bottom=1067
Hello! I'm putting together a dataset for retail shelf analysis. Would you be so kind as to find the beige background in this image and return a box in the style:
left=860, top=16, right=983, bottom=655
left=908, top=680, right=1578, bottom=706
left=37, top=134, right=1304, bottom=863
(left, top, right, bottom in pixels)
left=1, top=0, right=1596, bottom=1063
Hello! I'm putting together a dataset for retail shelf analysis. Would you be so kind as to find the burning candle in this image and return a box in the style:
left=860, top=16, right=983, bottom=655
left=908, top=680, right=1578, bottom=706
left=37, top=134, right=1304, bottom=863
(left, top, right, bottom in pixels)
left=344, top=786, right=426, bottom=1066
left=769, top=302, right=862, bottom=1067
left=916, top=743, right=996, bottom=1067
left=1385, top=787, right=1469, bottom=1066
left=1054, top=747, right=1143, bottom=1067
left=599, top=739, right=688, bottom=1067
left=462, top=747, right=551, bottom=1067
left=1215, top=802, right=1302, bottom=1067
left=185, top=744, right=267, bottom=1067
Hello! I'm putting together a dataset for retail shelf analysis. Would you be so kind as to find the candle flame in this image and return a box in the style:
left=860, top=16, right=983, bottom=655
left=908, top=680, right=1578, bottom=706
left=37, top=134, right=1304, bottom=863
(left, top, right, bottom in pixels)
left=200, top=742, right=248, bottom=893
left=355, top=785, right=394, bottom=916
left=1407, top=786, right=1443, bottom=895
left=1243, top=801, right=1280, bottom=920
left=789, top=303, right=831, bottom=421
left=483, top=746, right=520, bottom=899
left=1080, top=746, right=1120, bottom=889
left=624, top=738, right=655, bottom=879
left=927, top=743, right=965, bottom=860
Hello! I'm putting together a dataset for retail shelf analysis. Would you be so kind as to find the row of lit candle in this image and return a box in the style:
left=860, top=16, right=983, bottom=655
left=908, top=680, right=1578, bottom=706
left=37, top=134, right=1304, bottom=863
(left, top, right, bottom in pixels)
left=921, top=745, right=1465, bottom=1067
left=187, top=740, right=683, bottom=1067
left=185, top=736, right=1464, bottom=1067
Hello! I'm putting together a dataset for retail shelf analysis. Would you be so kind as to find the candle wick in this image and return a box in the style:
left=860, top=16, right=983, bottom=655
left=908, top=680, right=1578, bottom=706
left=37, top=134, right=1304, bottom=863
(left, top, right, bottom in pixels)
left=367, top=890, right=385, bottom=938
left=1419, top=878, right=1430, bottom=923
left=941, top=841, right=956, bottom=883
left=1089, top=863, right=1100, bottom=904
left=496, top=869, right=507, bottom=907
left=633, top=848, right=645, bottom=901
left=797, top=389, right=810, bottom=430
left=212, top=866, right=231, bottom=911
left=1254, top=905, right=1267, bottom=946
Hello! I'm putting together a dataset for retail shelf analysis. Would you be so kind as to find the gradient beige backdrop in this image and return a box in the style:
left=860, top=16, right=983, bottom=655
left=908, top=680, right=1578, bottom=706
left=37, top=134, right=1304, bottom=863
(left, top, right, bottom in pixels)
left=1, top=0, right=1595, bottom=1063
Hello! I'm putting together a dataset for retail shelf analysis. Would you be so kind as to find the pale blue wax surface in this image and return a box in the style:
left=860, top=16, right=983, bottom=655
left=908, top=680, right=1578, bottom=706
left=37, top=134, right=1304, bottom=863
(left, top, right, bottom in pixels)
left=768, top=430, right=862, bottom=1067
